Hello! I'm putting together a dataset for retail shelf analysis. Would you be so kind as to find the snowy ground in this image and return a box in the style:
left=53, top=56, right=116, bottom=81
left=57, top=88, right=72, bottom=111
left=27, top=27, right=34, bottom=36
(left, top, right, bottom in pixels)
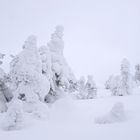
left=0, top=88, right=140, bottom=140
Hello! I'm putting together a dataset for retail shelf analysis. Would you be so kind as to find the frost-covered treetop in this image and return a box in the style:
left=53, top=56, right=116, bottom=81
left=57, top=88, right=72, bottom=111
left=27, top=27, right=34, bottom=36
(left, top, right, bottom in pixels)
left=22, top=35, right=37, bottom=50
left=55, top=25, right=64, bottom=38
left=10, top=35, right=42, bottom=75
left=48, top=25, right=64, bottom=54
left=121, top=58, right=130, bottom=74
left=56, top=25, right=64, bottom=32
left=121, top=58, right=130, bottom=65
left=87, top=75, right=93, bottom=82
left=51, top=25, right=64, bottom=40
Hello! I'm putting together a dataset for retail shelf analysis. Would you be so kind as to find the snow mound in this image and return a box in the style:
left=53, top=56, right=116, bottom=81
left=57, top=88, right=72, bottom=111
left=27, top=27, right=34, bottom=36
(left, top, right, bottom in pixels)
left=48, top=95, right=76, bottom=121
left=23, top=102, right=49, bottom=120
left=2, top=99, right=24, bottom=130
left=95, top=102, right=126, bottom=124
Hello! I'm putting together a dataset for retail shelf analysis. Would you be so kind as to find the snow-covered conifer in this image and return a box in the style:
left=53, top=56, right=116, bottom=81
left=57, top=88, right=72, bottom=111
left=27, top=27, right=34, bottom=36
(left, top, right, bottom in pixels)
left=10, top=35, right=50, bottom=103
left=47, top=26, right=76, bottom=95
left=68, top=80, right=78, bottom=93
left=135, top=64, right=140, bottom=82
left=106, top=59, right=132, bottom=96
left=109, top=75, right=121, bottom=96
left=0, top=56, right=13, bottom=112
left=119, top=58, right=132, bottom=95
left=77, top=76, right=86, bottom=99
left=85, top=75, right=97, bottom=99
left=105, top=75, right=114, bottom=90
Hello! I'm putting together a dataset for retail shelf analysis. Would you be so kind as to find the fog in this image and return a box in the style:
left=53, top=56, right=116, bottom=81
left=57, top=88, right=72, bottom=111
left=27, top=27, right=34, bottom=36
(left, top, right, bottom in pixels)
left=0, top=0, right=140, bottom=83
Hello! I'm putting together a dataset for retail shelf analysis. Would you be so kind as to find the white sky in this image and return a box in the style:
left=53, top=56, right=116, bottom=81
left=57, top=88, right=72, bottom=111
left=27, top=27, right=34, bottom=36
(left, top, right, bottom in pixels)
left=0, top=0, right=140, bottom=83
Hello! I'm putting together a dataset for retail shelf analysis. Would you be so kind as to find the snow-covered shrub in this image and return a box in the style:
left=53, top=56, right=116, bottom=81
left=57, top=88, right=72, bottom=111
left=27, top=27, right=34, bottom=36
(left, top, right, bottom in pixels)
left=44, top=92, right=57, bottom=104
left=45, top=86, right=66, bottom=104
left=2, top=99, right=24, bottom=130
left=76, top=75, right=97, bottom=99
left=85, top=75, right=97, bottom=99
left=95, top=102, right=126, bottom=124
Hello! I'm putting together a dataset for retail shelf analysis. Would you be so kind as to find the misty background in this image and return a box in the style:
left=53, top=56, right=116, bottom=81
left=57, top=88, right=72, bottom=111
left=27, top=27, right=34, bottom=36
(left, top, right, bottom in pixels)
left=0, top=0, right=140, bottom=84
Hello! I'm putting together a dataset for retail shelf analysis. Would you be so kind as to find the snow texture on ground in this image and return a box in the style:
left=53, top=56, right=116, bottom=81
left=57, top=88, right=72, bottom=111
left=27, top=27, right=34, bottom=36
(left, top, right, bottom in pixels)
left=0, top=88, right=140, bottom=140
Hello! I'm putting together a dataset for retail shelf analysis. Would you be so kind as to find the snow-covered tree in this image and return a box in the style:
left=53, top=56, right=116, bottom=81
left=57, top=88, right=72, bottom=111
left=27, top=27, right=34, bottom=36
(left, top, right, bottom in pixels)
left=85, top=75, right=97, bottom=99
left=0, top=78, right=8, bottom=112
left=68, top=79, right=78, bottom=93
left=0, top=55, right=13, bottom=112
left=76, top=75, right=97, bottom=99
left=110, top=75, right=121, bottom=96
left=119, top=58, right=132, bottom=95
left=135, top=64, right=140, bottom=82
left=105, top=75, right=114, bottom=90
left=10, top=35, right=50, bottom=103
left=47, top=25, right=76, bottom=96
left=106, top=59, right=132, bottom=96
left=77, top=76, right=86, bottom=99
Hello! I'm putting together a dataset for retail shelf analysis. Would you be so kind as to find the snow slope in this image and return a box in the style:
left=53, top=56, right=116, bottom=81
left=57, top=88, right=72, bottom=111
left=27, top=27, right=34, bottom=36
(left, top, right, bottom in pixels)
left=0, top=88, right=140, bottom=140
